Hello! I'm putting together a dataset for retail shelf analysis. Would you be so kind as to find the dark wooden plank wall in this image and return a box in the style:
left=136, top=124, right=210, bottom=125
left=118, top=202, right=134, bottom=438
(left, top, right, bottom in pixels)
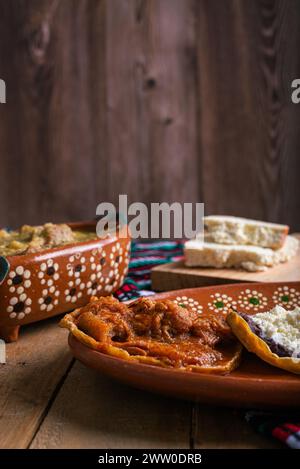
left=0, top=0, right=299, bottom=230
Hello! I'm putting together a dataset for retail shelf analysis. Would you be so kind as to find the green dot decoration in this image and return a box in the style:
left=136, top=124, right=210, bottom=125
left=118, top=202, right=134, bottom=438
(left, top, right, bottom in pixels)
left=249, top=297, right=260, bottom=305
left=280, top=295, right=290, bottom=303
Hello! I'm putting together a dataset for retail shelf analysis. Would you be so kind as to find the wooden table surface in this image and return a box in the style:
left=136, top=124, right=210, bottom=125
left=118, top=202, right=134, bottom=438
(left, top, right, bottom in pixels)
left=0, top=316, right=283, bottom=449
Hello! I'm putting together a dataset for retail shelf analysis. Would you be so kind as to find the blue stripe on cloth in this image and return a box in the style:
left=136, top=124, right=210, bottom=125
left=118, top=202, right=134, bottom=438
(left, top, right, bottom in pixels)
left=132, top=241, right=183, bottom=251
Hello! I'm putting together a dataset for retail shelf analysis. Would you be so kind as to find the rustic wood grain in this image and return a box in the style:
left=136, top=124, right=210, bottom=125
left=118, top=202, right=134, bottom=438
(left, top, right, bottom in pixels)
left=195, top=0, right=300, bottom=230
left=134, top=0, right=200, bottom=206
left=0, top=0, right=299, bottom=230
left=30, top=359, right=192, bottom=449
left=151, top=259, right=300, bottom=292
left=192, top=404, right=281, bottom=449
left=29, top=348, right=283, bottom=449
left=0, top=317, right=73, bottom=449
left=195, top=0, right=268, bottom=220
left=0, top=0, right=105, bottom=226
left=151, top=234, right=300, bottom=291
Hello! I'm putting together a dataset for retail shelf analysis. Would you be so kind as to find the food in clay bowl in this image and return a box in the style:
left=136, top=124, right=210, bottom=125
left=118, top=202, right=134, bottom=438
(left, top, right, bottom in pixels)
left=60, top=281, right=300, bottom=407
left=0, top=221, right=130, bottom=342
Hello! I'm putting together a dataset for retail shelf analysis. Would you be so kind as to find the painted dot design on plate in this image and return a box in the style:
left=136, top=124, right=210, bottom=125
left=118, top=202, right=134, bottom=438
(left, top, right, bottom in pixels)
left=6, top=265, right=31, bottom=293
left=89, top=248, right=106, bottom=284
left=65, top=253, right=87, bottom=302
left=119, top=243, right=130, bottom=286
left=86, top=273, right=104, bottom=296
left=208, top=293, right=235, bottom=314
left=38, top=259, right=60, bottom=286
left=86, top=243, right=128, bottom=297
left=38, top=287, right=60, bottom=312
left=65, top=279, right=85, bottom=303
left=174, top=296, right=203, bottom=314
left=272, top=286, right=300, bottom=309
left=6, top=266, right=32, bottom=319
left=67, top=253, right=87, bottom=278
left=124, top=242, right=131, bottom=267
left=7, top=290, right=32, bottom=320
left=5, top=241, right=131, bottom=319
left=237, top=289, right=268, bottom=311
left=103, top=242, right=126, bottom=293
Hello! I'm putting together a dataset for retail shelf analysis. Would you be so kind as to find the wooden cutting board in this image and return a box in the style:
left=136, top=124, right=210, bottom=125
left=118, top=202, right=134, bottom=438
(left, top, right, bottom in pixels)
left=151, top=234, right=300, bottom=292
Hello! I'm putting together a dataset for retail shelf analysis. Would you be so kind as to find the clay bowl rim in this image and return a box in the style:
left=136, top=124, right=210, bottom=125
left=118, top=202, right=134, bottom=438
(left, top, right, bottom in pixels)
left=1, top=220, right=130, bottom=263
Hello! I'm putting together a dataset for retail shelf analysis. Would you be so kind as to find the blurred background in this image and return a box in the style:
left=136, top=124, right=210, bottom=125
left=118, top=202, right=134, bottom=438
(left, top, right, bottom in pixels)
left=0, top=0, right=299, bottom=230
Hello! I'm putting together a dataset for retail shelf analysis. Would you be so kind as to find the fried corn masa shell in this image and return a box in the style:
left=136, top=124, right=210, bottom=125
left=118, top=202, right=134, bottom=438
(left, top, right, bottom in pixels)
left=227, top=309, right=300, bottom=375
left=60, top=309, right=167, bottom=368
left=60, top=296, right=242, bottom=374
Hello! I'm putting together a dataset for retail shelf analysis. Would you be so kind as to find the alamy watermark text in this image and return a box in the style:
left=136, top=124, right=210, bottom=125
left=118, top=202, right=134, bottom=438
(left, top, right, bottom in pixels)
left=96, top=195, right=204, bottom=240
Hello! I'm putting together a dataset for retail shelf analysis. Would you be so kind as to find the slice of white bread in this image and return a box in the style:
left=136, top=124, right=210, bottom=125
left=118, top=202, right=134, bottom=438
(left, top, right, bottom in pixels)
left=184, top=235, right=299, bottom=272
left=204, top=215, right=289, bottom=249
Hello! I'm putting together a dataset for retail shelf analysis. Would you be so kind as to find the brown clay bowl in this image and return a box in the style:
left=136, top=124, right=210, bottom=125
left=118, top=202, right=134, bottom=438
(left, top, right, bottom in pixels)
left=68, top=282, right=300, bottom=407
left=0, top=222, right=131, bottom=342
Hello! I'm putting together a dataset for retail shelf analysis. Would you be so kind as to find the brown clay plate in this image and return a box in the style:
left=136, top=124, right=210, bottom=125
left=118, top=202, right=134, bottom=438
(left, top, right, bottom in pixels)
left=68, top=281, right=300, bottom=408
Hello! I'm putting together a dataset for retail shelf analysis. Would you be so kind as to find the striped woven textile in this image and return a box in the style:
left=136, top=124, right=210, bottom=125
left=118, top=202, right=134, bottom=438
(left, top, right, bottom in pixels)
left=114, top=240, right=299, bottom=449
left=114, top=240, right=184, bottom=301
left=246, top=411, right=300, bottom=449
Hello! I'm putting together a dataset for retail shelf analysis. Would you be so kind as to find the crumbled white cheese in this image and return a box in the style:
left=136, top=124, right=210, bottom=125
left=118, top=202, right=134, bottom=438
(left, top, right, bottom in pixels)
left=251, top=305, right=300, bottom=356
